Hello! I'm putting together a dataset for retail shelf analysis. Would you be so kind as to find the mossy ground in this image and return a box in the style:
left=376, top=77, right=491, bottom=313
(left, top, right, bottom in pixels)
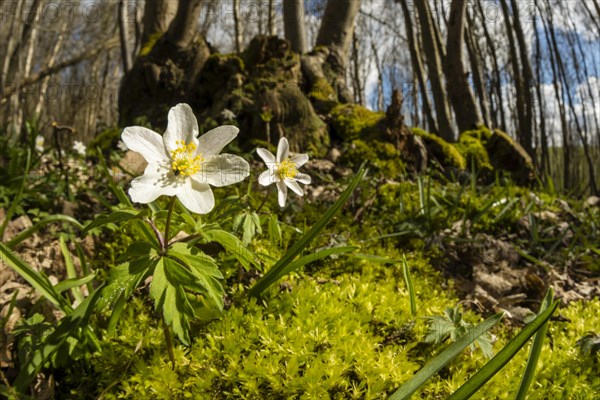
left=52, top=171, right=600, bottom=399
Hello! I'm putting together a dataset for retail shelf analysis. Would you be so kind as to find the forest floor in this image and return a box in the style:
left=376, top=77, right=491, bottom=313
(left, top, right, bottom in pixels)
left=1, top=150, right=599, bottom=399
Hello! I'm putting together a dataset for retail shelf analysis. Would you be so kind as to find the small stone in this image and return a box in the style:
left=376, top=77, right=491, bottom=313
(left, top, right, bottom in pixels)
left=327, top=147, right=342, bottom=163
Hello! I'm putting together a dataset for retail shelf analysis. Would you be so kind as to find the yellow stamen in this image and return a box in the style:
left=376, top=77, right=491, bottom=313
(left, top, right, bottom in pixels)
left=277, top=159, right=298, bottom=180
left=170, top=140, right=203, bottom=176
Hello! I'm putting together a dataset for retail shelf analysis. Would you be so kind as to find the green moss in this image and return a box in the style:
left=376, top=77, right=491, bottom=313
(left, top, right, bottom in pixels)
left=308, top=78, right=338, bottom=103
left=88, top=127, right=122, bottom=156
left=80, top=252, right=456, bottom=399
left=330, top=104, right=385, bottom=141
left=412, top=127, right=466, bottom=170
left=342, top=139, right=406, bottom=178
left=205, top=53, right=246, bottom=73
left=456, top=126, right=493, bottom=170
left=139, top=32, right=164, bottom=57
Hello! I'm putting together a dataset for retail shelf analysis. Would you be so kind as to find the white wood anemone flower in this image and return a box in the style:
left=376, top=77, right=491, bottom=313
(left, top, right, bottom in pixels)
left=121, top=103, right=250, bottom=214
left=257, top=137, right=311, bottom=207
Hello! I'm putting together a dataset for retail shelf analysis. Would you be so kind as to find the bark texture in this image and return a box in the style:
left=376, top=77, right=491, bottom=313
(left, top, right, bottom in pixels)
left=445, top=0, right=481, bottom=132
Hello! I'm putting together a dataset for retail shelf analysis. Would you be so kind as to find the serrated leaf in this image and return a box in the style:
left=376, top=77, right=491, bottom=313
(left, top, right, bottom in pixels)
left=166, top=244, right=224, bottom=311
left=268, top=214, right=281, bottom=244
left=151, top=258, right=193, bottom=345
left=203, top=229, right=258, bottom=270
left=242, top=214, right=255, bottom=244
left=251, top=212, right=262, bottom=235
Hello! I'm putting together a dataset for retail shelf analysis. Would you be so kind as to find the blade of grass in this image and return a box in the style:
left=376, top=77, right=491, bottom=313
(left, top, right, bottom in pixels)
left=6, top=215, right=83, bottom=249
left=263, top=246, right=357, bottom=285
left=0, top=242, right=70, bottom=312
left=514, top=287, right=554, bottom=399
left=249, top=166, right=366, bottom=297
left=448, top=300, right=559, bottom=399
left=59, top=236, right=84, bottom=304
left=402, top=254, right=417, bottom=317
left=389, top=312, right=504, bottom=400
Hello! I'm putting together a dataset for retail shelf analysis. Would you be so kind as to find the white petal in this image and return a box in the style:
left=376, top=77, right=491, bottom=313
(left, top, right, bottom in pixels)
left=196, top=125, right=239, bottom=156
left=258, top=169, right=276, bottom=186
left=128, top=163, right=178, bottom=203
left=257, top=147, right=276, bottom=165
left=295, top=173, right=311, bottom=185
left=276, top=137, right=289, bottom=163
left=122, top=126, right=168, bottom=164
left=177, top=179, right=215, bottom=214
left=285, top=179, right=304, bottom=196
left=163, top=104, right=199, bottom=155
left=276, top=180, right=287, bottom=207
left=290, top=153, right=309, bottom=168
left=193, top=154, right=249, bottom=187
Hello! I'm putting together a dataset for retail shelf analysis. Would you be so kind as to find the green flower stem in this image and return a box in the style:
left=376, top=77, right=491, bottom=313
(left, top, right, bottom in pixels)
left=164, top=197, right=177, bottom=246
left=162, top=315, right=176, bottom=370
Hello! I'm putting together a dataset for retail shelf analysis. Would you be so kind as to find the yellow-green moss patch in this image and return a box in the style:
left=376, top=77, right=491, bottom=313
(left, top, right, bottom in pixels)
left=330, top=104, right=385, bottom=141
left=412, top=127, right=466, bottom=170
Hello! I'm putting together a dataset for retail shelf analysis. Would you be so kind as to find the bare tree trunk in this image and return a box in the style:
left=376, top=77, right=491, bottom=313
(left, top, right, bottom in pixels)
left=302, top=0, right=362, bottom=104
left=283, top=0, right=307, bottom=53
left=35, top=19, right=69, bottom=117
left=465, top=10, right=490, bottom=127
left=316, top=0, right=362, bottom=70
left=233, top=0, right=243, bottom=53
left=370, top=41, right=384, bottom=111
left=119, top=0, right=133, bottom=73
left=445, top=0, right=481, bottom=132
left=540, top=7, right=571, bottom=191
left=414, top=0, right=455, bottom=141
left=119, top=0, right=211, bottom=125
left=168, top=0, right=203, bottom=48
left=268, top=0, right=276, bottom=36
left=141, top=0, right=177, bottom=43
left=398, top=0, right=436, bottom=132
left=351, top=31, right=364, bottom=105
left=476, top=0, right=505, bottom=130
left=510, top=0, right=535, bottom=157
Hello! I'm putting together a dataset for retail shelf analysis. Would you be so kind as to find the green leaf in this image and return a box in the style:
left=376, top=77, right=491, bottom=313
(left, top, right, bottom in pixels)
left=6, top=215, right=84, bottom=248
left=390, top=313, right=503, bottom=400
left=119, top=242, right=159, bottom=274
left=13, top=284, right=105, bottom=392
left=150, top=258, right=193, bottom=345
left=249, top=166, right=366, bottom=297
left=82, top=209, right=144, bottom=235
left=54, top=274, right=96, bottom=294
left=167, top=243, right=224, bottom=310
left=96, top=262, right=153, bottom=311
left=202, top=229, right=259, bottom=270
left=402, top=255, right=417, bottom=317
left=59, top=236, right=83, bottom=304
left=268, top=214, right=282, bottom=244
left=242, top=213, right=255, bottom=244
left=259, top=246, right=358, bottom=287
left=448, top=301, right=559, bottom=399
left=514, top=287, right=555, bottom=400
left=0, top=242, right=70, bottom=312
